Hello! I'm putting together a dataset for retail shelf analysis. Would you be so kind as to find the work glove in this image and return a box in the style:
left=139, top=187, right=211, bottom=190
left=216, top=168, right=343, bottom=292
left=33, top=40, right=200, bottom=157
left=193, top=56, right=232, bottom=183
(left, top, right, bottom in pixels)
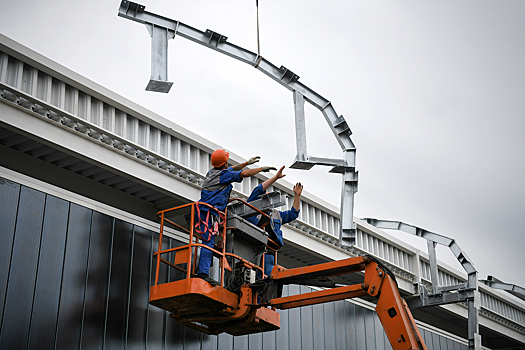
left=247, top=156, right=260, bottom=165
left=261, top=166, right=277, bottom=172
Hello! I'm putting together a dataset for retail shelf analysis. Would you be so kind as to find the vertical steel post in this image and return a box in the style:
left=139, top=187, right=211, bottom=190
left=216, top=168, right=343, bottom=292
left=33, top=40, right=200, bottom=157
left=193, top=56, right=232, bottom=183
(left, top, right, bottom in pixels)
left=340, top=150, right=357, bottom=246
left=427, top=240, right=439, bottom=294
left=155, top=212, right=165, bottom=285
left=145, top=24, right=175, bottom=92
left=468, top=270, right=481, bottom=350
left=188, top=204, right=195, bottom=279
left=293, top=91, right=307, bottom=161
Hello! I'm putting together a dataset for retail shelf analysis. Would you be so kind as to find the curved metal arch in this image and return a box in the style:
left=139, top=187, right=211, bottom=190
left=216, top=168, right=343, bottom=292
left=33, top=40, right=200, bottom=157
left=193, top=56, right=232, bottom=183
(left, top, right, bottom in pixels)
left=363, top=218, right=481, bottom=350
left=118, top=0, right=358, bottom=245
left=480, top=276, right=525, bottom=301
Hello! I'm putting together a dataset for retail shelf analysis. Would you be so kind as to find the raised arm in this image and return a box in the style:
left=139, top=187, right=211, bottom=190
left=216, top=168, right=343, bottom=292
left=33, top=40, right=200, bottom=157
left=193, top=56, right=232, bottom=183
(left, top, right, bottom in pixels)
left=231, top=156, right=260, bottom=171
left=240, top=165, right=277, bottom=179
left=292, top=182, right=303, bottom=210
left=261, top=166, right=286, bottom=191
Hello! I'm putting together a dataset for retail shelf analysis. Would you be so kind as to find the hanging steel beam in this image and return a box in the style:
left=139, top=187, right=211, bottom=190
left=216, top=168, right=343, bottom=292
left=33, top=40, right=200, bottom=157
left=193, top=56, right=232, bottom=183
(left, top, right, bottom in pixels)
left=118, top=1, right=359, bottom=245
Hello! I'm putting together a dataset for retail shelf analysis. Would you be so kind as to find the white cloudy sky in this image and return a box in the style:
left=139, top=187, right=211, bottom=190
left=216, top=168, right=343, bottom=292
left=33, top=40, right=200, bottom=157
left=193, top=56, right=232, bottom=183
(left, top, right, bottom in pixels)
left=1, top=1, right=524, bottom=290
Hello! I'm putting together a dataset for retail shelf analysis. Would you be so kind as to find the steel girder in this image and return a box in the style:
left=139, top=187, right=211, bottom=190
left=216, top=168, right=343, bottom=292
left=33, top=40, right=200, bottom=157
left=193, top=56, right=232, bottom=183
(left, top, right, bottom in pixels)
left=117, top=0, right=359, bottom=245
left=480, top=276, right=525, bottom=302
left=363, top=218, right=481, bottom=350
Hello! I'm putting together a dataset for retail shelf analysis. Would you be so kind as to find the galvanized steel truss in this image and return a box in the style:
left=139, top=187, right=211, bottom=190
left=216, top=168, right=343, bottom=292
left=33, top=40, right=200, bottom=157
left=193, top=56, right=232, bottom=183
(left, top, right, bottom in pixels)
left=480, top=276, right=525, bottom=302
left=364, top=219, right=482, bottom=350
left=117, top=0, right=359, bottom=246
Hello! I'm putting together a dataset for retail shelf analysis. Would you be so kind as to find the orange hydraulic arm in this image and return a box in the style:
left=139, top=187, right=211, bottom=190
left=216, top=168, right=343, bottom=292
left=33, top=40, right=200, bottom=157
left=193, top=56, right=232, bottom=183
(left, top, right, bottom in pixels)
left=267, top=256, right=427, bottom=350
left=150, top=201, right=426, bottom=347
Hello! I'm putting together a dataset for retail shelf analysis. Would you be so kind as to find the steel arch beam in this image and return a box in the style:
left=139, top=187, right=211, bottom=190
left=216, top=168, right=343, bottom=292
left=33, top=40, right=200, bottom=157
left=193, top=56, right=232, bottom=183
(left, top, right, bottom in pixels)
left=118, top=1, right=358, bottom=244
left=363, top=218, right=481, bottom=350
left=480, top=276, right=525, bottom=301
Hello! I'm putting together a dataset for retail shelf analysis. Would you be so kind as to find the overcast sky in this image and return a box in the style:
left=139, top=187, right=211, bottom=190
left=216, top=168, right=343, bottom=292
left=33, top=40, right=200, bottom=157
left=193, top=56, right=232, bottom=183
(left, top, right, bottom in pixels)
left=1, top=1, right=524, bottom=291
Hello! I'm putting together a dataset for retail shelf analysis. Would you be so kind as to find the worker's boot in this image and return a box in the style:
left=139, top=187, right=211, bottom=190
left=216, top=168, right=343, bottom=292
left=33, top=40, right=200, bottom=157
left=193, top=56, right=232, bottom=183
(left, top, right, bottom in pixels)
left=197, top=273, right=220, bottom=286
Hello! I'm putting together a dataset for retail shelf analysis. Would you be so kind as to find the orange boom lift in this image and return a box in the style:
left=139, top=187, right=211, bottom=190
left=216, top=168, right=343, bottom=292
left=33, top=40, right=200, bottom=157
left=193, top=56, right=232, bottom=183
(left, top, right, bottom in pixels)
left=151, top=197, right=427, bottom=350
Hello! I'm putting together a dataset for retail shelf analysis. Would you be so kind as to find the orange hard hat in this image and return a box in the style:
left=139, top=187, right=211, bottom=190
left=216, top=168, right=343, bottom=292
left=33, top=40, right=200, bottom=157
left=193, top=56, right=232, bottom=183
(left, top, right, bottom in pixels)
left=211, top=149, right=229, bottom=167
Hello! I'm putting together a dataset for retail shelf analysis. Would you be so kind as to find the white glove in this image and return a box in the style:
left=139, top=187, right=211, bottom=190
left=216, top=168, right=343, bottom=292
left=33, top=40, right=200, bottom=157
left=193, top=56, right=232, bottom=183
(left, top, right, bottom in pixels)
left=261, top=166, right=277, bottom=172
left=247, top=156, right=261, bottom=165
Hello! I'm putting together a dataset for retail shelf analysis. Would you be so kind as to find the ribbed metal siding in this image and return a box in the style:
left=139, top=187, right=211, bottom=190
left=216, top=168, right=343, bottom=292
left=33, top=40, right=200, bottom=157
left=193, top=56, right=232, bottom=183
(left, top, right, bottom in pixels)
left=0, top=48, right=343, bottom=242
left=0, top=177, right=470, bottom=350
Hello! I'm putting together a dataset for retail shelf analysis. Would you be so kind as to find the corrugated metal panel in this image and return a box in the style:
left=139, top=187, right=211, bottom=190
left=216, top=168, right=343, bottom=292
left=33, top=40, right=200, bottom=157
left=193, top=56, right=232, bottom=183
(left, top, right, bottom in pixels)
left=262, top=325, right=276, bottom=350
left=343, top=301, right=358, bottom=350
left=334, top=300, right=348, bottom=350
left=146, top=232, right=169, bottom=348
left=0, top=185, right=45, bottom=349
left=276, top=285, right=289, bottom=349
left=105, top=219, right=134, bottom=350
left=354, top=303, right=367, bottom=349
left=233, top=334, right=248, bottom=350
left=299, top=286, right=314, bottom=350
left=28, top=195, right=69, bottom=350
left=55, top=203, right=92, bottom=349
left=323, top=301, right=337, bottom=350
left=0, top=178, right=476, bottom=350
left=373, top=310, right=386, bottom=350
left=288, top=284, right=302, bottom=350
left=127, top=225, right=151, bottom=350
left=81, top=211, right=114, bottom=350
left=312, top=302, right=324, bottom=350
left=0, top=177, right=19, bottom=327
left=249, top=331, right=263, bottom=350
left=364, top=306, right=376, bottom=349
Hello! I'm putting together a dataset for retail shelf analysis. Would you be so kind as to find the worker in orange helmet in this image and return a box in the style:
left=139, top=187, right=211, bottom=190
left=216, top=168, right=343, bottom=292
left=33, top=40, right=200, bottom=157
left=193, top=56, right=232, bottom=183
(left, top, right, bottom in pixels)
left=246, top=166, right=303, bottom=278
left=196, top=149, right=276, bottom=284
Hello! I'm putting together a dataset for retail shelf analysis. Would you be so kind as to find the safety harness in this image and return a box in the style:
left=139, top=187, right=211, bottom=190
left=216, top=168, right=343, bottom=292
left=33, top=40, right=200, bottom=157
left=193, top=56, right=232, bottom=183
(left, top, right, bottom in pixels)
left=194, top=201, right=225, bottom=242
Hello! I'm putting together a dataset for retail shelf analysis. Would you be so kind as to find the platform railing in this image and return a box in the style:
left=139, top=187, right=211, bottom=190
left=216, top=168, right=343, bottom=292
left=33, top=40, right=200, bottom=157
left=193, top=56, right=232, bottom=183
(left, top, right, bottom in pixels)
left=156, top=202, right=228, bottom=286
left=154, top=199, right=278, bottom=287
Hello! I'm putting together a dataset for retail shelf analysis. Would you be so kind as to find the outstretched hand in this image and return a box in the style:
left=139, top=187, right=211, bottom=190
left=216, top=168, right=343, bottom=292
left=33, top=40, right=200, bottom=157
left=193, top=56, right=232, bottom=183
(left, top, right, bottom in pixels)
left=293, top=182, right=303, bottom=196
left=247, top=156, right=260, bottom=165
left=275, top=166, right=286, bottom=179
left=261, top=166, right=277, bottom=172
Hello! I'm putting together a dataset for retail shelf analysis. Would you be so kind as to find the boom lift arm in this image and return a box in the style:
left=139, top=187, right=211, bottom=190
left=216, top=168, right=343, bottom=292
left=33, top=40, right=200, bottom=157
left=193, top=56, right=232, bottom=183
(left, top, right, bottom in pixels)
left=151, top=199, right=428, bottom=350
left=265, top=256, right=427, bottom=350
left=116, top=4, right=425, bottom=348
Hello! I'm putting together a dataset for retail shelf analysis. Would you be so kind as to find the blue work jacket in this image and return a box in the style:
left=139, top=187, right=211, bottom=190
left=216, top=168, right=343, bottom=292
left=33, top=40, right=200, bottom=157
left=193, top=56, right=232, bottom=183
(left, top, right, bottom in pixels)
left=246, top=184, right=300, bottom=246
left=199, top=167, right=242, bottom=212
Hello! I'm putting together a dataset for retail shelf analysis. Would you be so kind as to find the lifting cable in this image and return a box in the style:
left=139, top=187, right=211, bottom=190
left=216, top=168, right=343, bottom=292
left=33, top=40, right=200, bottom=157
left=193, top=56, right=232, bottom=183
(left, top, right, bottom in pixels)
left=255, top=0, right=263, bottom=68
left=256, top=0, right=261, bottom=55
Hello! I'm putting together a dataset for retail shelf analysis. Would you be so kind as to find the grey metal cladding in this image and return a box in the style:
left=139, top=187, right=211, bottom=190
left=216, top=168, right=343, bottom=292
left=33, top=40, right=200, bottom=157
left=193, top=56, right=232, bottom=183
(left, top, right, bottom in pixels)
left=0, top=176, right=479, bottom=350
left=81, top=211, right=114, bottom=350
left=312, top=302, right=324, bottom=349
left=0, top=186, right=45, bottom=349
left=0, top=177, right=19, bottom=327
left=288, top=284, right=302, bottom=350
left=28, top=195, right=69, bottom=350
left=55, top=203, right=93, bottom=350
left=300, top=287, right=314, bottom=350
left=105, top=219, right=134, bottom=349
left=127, top=225, right=153, bottom=349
